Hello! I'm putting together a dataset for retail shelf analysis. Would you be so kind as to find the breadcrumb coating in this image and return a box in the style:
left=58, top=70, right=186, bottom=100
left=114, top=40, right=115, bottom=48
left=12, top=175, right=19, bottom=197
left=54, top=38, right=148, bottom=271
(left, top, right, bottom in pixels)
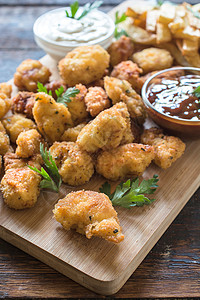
left=0, top=121, right=10, bottom=155
left=0, top=83, right=12, bottom=98
left=12, top=91, right=36, bottom=119
left=61, top=123, right=86, bottom=142
left=141, top=128, right=186, bottom=169
left=53, top=190, right=124, bottom=243
left=0, top=92, right=12, bottom=119
left=3, top=152, right=42, bottom=172
left=50, top=142, right=94, bottom=186
left=59, top=45, right=110, bottom=86
left=16, top=129, right=42, bottom=158
left=96, top=143, right=155, bottom=181
left=84, top=86, right=110, bottom=117
left=77, top=102, right=134, bottom=153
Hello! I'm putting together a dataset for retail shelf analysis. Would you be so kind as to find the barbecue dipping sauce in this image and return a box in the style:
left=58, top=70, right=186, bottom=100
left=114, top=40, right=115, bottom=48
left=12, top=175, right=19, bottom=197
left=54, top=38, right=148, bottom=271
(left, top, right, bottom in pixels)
left=147, top=75, right=200, bottom=121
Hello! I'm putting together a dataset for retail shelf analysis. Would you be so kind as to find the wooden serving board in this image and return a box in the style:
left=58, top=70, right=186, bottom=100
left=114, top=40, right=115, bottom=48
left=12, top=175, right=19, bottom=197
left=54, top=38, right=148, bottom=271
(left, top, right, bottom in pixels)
left=1, top=1, right=200, bottom=295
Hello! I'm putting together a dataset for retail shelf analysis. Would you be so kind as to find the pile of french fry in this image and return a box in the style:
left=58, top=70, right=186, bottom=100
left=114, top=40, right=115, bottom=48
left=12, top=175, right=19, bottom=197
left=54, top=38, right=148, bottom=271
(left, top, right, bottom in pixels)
left=121, top=2, right=200, bottom=67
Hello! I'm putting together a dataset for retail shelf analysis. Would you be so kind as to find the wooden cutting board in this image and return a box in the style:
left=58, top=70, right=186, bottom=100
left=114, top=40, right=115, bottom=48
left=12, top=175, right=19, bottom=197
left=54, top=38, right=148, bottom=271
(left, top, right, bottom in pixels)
left=1, top=1, right=200, bottom=295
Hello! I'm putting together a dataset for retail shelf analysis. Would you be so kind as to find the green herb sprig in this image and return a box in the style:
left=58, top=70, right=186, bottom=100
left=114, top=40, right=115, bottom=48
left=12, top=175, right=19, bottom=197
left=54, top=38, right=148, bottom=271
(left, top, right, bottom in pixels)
left=99, top=175, right=159, bottom=209
left=28, top=143, right=62, bottom=192
left=114, top=11, right=128, bottom=39
left=37, top=82, right=52, bottom=96
left=193, top=85, right=200, bottom=102
left=65, top=0, right=103, bottom=20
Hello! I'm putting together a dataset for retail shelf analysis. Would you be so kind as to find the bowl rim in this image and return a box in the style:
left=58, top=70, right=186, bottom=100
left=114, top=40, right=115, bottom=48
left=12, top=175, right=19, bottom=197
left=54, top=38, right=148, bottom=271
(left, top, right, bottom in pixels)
left=141, top=66, right=200, bottom=124
left=33, top=7, right=115, bottom=48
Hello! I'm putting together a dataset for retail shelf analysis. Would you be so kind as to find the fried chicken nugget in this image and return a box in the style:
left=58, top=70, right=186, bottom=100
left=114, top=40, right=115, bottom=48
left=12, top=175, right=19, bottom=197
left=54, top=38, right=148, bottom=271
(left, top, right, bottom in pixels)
left=50, top=142, right=94, bottom=186
left=111, top=61, right=142, bottom=93
left=0, top=93, right=12, bottom=119
left=14, top=59, right=51, bottom=92
left=2, top=114, right=36, bottom=143
left=12, top=91, right=36, bottom=119
left=96, top=143, right=155, bottom=181
left=3, top=152, right=42, bottom=171
left=141, top=128, right=186, bottom=169
left=59, top=45, right=110, bottom=86
left=32, top=92, right=73, bottom=143
left=0, top=83, right=12, bottom=97
left=77, top=102, right=134, bottom=153
left=107, top=35, right=134, bottom=67
left=104, top=76, right=146, bottom=124
left=84, top=86, right=110, bottom=117
left=53, top=190, right=124, bottom=243
left=16, top=129, right=42, bottom=158
left=66, top=84, right=88, bottom=125
left=0, top=121, right=10, bottom=155
left=132, top=48, right=173, bottom=74
left=61, top=123, right=86, bottom=142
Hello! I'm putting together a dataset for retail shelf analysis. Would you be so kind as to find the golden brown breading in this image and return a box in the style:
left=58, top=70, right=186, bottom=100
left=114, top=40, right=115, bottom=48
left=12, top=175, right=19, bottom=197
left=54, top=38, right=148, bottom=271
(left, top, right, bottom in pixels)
left=0, top=83, right=12, bottom=98
left=61, top=123, right=86, bottom=142
left=77, top=102, right=134, bottom=153
left=16, top=129, right=42, bottom=158
left=0, top=92, right=12, bottom=119
left=96, top=143, right=155, bottom=181
left=132, top=48, right=173, bottom=74
left=59, top=45, right=110, bottom=86
left=45, top=80, right=67, bottom=100
left=84, top=86, right=110, bottom=117
left=104, top=76, right=147, bottom=124
left=53, top=190, right=124, bottom=243
left=12, top=91, right=36, bottom=119
left=32, top=92, right=73, bottom=143
left=0, top=155, right=2, bottom=173
left=66, top=84, right=88, bottom=125
left=110, top=61, right=142, bottom=93
left=14, top=59, right=51, bottom=92
left=3, top=152, right=42, bottom=171
left=50, top=142, right=94, bottom=186
left=141, top=128, right=186, bottom=169
left=0, top=121, right=10, bottom=155
left=107, top=35, right=134, bottom=67
left=2, top=114, right=36, bottom=143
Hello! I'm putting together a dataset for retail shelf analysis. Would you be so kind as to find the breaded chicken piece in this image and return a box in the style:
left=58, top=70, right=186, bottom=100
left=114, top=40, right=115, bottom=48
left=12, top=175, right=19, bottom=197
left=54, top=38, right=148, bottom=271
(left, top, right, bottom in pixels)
left=77, top=102, right=134, bottom=153
left=53, top=190, right=124, bottom=243
left=0, top=83, right=12, bottom=97
left=104, top=76, right=146, bottom=124
left=16, top=129, right=42, bottom=158
left=61, top=123, right=86, bottom=142
left=59, top=45, right=110, bottom=86
left=96, top=143, right=155, bottom=181
left=107, top=35, right=134, bottom=67
left=32, top=92, right=73, bottom=143
left=14, top=59, right=51, bottom=92
left=111, top=61, right=142, bottom=93
left=84, top=86, right=110, bottom=117
left=132, top=48, right=173, bottom=74
left=12, top=91, right=36, bottom=119
left=141, top=128, right=186, bottom=169
left=66, top=84, right=88, bottom=125
left=3, top=152, right=42, bottom=171
left=0, top=155, right=2, bottom=173
left=0, top=121, right=10, bottom=155
left=2, top=114, right=36, bottom=143
left=0, top=92, right=12, bottom=119
left=50, top=142, right=94, bottom=186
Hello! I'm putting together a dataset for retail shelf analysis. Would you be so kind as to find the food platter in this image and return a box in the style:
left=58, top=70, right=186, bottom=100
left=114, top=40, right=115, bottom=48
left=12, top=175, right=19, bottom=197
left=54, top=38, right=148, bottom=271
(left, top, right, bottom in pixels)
left=1, top=0, right=200, bottom=296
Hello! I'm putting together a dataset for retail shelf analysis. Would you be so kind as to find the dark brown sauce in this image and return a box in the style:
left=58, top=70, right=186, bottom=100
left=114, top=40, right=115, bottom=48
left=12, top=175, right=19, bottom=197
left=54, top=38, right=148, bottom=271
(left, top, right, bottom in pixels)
left=147, top=75, right=200, bottom=121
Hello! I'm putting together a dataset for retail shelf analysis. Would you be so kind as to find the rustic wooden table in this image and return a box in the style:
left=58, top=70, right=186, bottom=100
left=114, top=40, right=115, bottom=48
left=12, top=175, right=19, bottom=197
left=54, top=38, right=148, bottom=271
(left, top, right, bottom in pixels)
left=0, top=0, right=200, bottom=299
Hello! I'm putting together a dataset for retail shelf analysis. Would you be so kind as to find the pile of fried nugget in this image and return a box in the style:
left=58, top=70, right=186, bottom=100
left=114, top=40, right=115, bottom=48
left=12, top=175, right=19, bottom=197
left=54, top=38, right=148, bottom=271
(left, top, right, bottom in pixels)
left=0, top=28, right=187, bottom=242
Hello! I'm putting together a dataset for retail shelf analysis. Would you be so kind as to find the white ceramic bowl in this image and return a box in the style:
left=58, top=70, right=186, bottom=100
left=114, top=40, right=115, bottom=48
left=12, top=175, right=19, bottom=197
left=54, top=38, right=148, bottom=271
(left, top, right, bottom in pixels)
left=33, top=8, right=115, bottom=61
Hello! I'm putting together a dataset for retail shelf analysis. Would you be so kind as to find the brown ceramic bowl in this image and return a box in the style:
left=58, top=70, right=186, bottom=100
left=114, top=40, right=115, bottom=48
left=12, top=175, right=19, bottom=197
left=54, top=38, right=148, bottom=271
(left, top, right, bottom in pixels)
left=141, top=67, right=200, bottom=137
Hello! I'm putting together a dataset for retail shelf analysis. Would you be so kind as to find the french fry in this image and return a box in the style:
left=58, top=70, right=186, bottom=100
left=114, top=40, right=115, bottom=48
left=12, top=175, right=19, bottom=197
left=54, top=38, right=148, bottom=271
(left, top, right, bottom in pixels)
left=185, top=53, right=200, bottom=68
left=157, top=42, right=189, bottom=67
left=126, top=7, right=139, bottom=19
left=156, top=22, right=172, bottom=43
left=146, top=10, right=159, bottom=32
left=168, top=18, right=185, bottom=33
left=182, top=39, right=199, bottom=56
left=157, top=3, right=176, bottom=24
left=171, top=26, right=200, bottom=40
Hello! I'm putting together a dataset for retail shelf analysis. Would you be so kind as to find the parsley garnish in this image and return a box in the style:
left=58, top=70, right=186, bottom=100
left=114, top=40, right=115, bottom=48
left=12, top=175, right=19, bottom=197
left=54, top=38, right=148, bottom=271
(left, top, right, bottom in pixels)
left=65, top=0, right=103, bottom=20
left=193, top=85, right=200, bottom=102
left=37, top=82, right=52, bottom=96
left=156, top=0, right=164, bottom=7
left=114, top=11, right=128, bottom=39
left=99, top=175, right=159, bottom=209
left=56, top=87, right=80, bottom=106
left=28, top=143, right=61, bottom=192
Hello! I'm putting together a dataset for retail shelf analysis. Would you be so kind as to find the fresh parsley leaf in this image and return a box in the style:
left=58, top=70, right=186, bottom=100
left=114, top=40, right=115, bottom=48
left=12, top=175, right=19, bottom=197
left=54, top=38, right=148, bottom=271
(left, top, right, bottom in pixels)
left=100, top=175, right=159, bottom=209
left=77, top=1, right=103, bottom=20
left=187, top=5, right=200, bottom=20
left=114, top=27, right=128, bottom=39
left=28, top=143, right=61, bottom=192
left=55, top=86, right=65, bottom=99
left=56, top=87, right=80, bottom=106
left=37, top=82, right=52, bottom=96
left=193, top=85, right=200, bottom=101
left=156, top=0, right=164, bottom=7
left=115, top=11, right=127, bottom=25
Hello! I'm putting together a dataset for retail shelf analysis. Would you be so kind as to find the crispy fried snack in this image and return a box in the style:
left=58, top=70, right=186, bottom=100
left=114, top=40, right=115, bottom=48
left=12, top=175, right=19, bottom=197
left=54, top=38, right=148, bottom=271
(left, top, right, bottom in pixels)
left=96, top=143, right=155, bottom=181
left=59, top=45, right=110, bottom=86
left=3, top=152, right=42, bottom=171
left=84, top=86, right=110, bottom=117
left=12, top=91, right=36, bottom=119
left=0, top=83, right=12, bottom=98
left=107, top=35, right=134, bottom=67
left=61, top=123, right=86, bottom=142
left=0, top=121, right=10, bottom=155
left=14, top=59, right=51, bottom=92
left=110, top=61, right=142, bottom=93
left=132, top=47, right=173, bottom=74
left=0, top=92, right=12, bottom=119
left=104, top=76, right=146, bottom=124
left=0, top=155, right=2, bottom=173
left=53, top=190, right=124, bottom=243
left=45, top=80, right=67, bottom=100
left=2, top=114, right=36, bottom=143
left=50, top=142, right=94, bottom=186
left=66, top=84, right=88, bottom=125
left=32, top=92, right=73, bottom=143
left=77, top=102, right=134, bottom=153
left=16, top=129, right=42, bottom=158
left=141, top=128, right=186, bottom=169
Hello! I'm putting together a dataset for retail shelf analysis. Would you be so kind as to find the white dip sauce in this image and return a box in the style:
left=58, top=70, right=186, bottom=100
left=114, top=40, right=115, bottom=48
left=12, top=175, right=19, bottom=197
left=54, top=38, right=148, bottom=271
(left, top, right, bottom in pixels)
left=36, top=9, right=113, bottom=45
